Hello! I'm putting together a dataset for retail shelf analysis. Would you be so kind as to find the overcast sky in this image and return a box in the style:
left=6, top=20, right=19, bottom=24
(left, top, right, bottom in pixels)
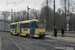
left=0, top=0, right=60, bottom=12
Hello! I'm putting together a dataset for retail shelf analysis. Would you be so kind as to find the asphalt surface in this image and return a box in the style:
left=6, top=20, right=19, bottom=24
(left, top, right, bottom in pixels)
left=0, top=32, right=75, bottom=50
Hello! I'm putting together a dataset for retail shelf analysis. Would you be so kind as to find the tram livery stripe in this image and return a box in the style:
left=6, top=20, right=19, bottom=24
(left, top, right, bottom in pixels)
left=19, top=22, right=22, bottom=34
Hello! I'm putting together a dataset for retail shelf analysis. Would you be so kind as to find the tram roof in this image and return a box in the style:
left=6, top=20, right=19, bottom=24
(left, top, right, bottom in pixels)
left=10, top=19, right=46, bottom=25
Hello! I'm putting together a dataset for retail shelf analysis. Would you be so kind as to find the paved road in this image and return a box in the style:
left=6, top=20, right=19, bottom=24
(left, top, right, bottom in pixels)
left=0, top=32, right=75, bottom=50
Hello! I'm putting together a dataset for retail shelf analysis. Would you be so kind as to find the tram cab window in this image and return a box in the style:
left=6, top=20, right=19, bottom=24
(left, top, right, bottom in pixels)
left=36, top=23, right=45, bottom=28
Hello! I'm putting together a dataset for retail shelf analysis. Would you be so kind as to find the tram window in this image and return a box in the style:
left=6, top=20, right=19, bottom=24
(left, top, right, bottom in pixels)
left=27, top=23, right=30, bottom=28
left=22, top=23, right=30, bottom=28
left=22, top=24, right=26, bottom=28
left=10, top=25, right=16, bottom=28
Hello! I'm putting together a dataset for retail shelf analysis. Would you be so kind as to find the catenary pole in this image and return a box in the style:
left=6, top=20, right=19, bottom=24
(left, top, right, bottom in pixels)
left=54, top=0, right=55, bottom=36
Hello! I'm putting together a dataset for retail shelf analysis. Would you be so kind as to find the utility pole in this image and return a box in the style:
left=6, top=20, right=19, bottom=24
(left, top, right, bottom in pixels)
left=64, top=0, right=66, bottom=32
left=14, top=11, right=15, bottom=22
left=4, top=12, right=6, bottom=31
left=73, top=16, right=74, bottom=31
left=36, top=12, right=37, bottom=19
left=68, top=0, right=69, bottom=14
left=27, top=6, right=30, bottom=20
left=65, top=0, right=66, bottom=20
left=54, top=0, right=55, bottom=36
left=72, top=14, right=74, bottom=31
left=4, top=13, right=5, bottom=31
left=35, top=10, right=38, bottom=19
left=67, top=0, right=70, bottom=37
left=23, top=11, right=24, bottom=21
left=46, top=0, right=49, bottom=29
left=11, top=9, right=13, bottom=23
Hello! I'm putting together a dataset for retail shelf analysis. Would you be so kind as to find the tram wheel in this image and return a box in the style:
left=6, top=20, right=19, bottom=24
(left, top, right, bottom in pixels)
left=11, top=33, right=13, bottom=35
left=40, top=35, right=45, bottom=39
left=26, top=34, right=30, bottom=38
left=16, top=33, right=19, bottom=36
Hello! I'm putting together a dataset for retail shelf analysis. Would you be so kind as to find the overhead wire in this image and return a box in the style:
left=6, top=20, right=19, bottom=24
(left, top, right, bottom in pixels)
left=4, top=0, right=8, bottom=11
left=12, top=3, right=42, bottom=11
left=5, top=0, right=43, bottom=11
left=6, top=0, right=24, bottom=11
left=31, top=3, right=42, bottom=9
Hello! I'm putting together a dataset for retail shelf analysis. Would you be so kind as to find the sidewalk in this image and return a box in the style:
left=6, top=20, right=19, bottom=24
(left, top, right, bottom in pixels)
left=46, top=31, right=75, bottom=38
left=46, top=30, right=75, bottom=34
left=45, top=35, right=75, bottom=42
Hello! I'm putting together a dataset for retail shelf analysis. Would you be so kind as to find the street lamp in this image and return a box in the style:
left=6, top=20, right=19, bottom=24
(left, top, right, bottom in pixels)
left=27, top=6, right=30, bottom=20
left=72, top=10, right=75, bottom=31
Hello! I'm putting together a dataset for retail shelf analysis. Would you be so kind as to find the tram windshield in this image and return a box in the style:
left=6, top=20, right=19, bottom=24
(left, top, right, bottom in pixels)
left=36, top=23, right=45, bottom=28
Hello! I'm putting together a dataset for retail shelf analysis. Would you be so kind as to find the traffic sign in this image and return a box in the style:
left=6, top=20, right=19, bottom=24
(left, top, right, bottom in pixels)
left=66, top=14, right=70, bottom=20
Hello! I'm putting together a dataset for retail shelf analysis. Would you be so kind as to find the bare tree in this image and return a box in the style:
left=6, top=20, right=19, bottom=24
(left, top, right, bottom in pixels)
left=60, top=0, right=75, bottom=13
left=29, top=9, right=39, bottom=19
left=22, top=10, right=27, bottom=20
left=60, top=0, right=75, bottom=30
left=13, top=10, right=27, bottom=22
left=40, top=6, right=54, bottom=30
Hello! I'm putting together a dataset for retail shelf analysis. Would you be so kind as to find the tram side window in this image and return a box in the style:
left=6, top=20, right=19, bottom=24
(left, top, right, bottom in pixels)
left=10, top=25, right=16, bottom=28
left=22, top=23, right=30, bottom=28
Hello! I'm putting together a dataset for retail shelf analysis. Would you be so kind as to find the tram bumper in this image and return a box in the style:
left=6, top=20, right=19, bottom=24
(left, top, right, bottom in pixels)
left=38, top=34, right=46, bottom=38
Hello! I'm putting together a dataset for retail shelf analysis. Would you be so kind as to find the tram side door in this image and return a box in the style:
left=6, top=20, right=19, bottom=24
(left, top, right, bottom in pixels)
left=15, top=23, right=17, bottom=34
left=30, top=21, right=36, bottom=37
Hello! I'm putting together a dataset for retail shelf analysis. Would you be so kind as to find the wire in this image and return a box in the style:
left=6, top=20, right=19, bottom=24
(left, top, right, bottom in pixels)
left=11, top=3, right=42, bottom=11
left=31, top=3, right=41, bottom=8
left=6, top=0, right=42, bottom=11
left=4, top=0, right=8, bottom=11
left=6, top=0, right=24, bottom=11
left=4, top=5, right=8, bottom=11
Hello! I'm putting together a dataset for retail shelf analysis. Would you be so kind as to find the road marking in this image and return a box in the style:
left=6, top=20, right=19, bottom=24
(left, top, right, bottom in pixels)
left=35, top=42, right=55, bottom=47
left=14, top=40, right=46, bottom=50
left=1, top=34, right=22, bottom=50
left=45, top=39, right=75, bottom=46
left=8, top=36, right=46, bottom=50
left=0, top=37, right=1, bottom=50
left=7, top=36, right=22, bottom=50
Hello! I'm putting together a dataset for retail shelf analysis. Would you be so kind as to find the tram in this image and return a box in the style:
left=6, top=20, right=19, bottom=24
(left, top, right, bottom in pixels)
left=10, top=19, right=46, bottom=38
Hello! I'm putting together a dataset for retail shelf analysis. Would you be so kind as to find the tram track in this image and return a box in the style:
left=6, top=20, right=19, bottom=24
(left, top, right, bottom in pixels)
left=1, top=33, right=46, bottom=50
left=9, top=34, right=75, bottom=47
left=1, top=34, right=22, bottom=50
